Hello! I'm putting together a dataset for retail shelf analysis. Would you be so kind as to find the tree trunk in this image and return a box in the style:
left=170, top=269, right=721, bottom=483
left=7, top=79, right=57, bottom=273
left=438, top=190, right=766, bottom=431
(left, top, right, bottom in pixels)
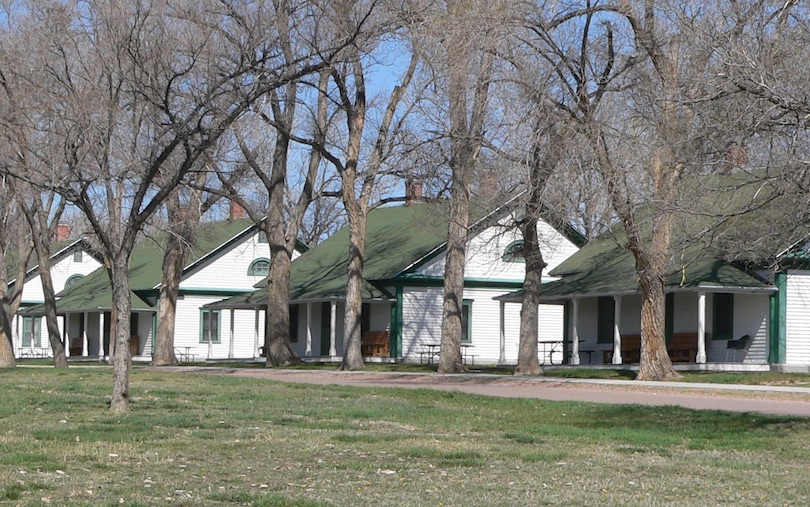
left=110, top=254, right=133, bottom=413
left=0, top=239, right=31, bottom=368
left=634, top=206, right=680, bottom=381
left=264, top=245, right=298, bottom=366
left=515, top=217, right=545, bottom=376
left=340, top=213, right=366, bottom=371
left=0, top=302, right=16, bottom=368
left=36, top=258, right=68, bottom=368
left=438, top=172, right=470, bottom=373
left=152, top=234, right=183, bottom=366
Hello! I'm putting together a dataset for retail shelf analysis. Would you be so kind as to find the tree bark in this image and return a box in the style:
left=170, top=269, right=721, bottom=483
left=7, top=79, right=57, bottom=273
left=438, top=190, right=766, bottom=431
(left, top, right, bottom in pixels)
left=110, top=254, right=133, bottom=413
left=152, top=233, right=183, bottom=366
left=0, top=232, right=32, bottom=368
left=438, top=171, right=471, bottom=373
left=34, top=253, right=68, bottom=368
left=0, top=302, right=17, bottom=368
left=264, top=243, right=298, bottom=366
left=515, top=217, right=545, bottom=376
left=340, top=211, right=367, bottom=370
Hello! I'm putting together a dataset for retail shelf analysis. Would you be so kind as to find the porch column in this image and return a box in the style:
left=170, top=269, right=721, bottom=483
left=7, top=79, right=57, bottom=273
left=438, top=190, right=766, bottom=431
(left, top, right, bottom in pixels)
left=570, top=299, right=580, bottom=365
left=61, top=316, right=67, bottom=353
left=498, top=300, right=506, bottom=365
left=697, top=292, right=707, bottom=363
left=95, top=312, right=102, bottom=356
left=612, top=296, right=623, bottom=364
left=228, top=308, right=235, bottom=359
left=207, top=311, right=213, bottom=359
left=305, top=303, right=313, bottom=356
left=253, top=308, right=260, bottom=358
left=82, top=311, right=89, bottom=356
left=64, top=314, right=70, bottom=357
left=329, top=302, right=337, bottom=357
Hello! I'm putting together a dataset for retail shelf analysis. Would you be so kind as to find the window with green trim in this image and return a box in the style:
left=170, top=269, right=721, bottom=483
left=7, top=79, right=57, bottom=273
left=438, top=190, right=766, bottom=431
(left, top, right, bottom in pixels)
left=65, top=274, right=84, bottom=288
left=461, top=300, right=473, bottom=343
left=597, top=297, right=615, bottom=344
left=247, top=258, right=270, bottom=276
left=502, top=241, right=525, bottom=263
left=73, top=251, right=83, bottom=262
left=258, top=232, right=268, bottom=243
left=712, top=293, right=734, bottom=340
left=22, top=316, right=42, bottom=348
left=200, top=309, right=221, bottom=343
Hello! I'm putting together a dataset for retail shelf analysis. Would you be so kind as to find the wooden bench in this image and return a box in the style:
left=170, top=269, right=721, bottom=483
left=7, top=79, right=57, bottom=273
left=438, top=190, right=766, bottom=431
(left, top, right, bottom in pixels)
left=667, top=333, right=698, bottom=363
left=361, top=331, right=389, bottom=357
left=603, top=332, right=698, bottom=363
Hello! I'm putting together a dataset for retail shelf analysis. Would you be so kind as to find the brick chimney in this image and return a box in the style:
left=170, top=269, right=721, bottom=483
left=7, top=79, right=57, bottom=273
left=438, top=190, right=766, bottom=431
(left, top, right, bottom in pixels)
left=229, top=200, right=246, bottom=221
left=477, top=170, right=498, bottom=198
left=405, top=180, right=423, bottom=206
left=722, top=143, right=748, bottom=173
left=55, top=223, right=70, bottom=242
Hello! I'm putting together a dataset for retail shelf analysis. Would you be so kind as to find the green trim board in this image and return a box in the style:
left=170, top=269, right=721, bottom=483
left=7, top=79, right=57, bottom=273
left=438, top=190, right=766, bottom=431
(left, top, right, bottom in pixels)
left=769, top=272, right=787, bottom=364
left=711, top=293, right=734, bottom=341
left=391, top=286, right=403, bottom=357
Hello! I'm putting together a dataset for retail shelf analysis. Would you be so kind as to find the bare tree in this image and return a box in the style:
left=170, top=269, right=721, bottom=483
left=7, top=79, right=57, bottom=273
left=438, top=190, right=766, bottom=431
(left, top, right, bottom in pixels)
left=434, top=0, right=500, bottom=373
left=152, top=169, right=226, bottom=366
left=1, top=0, right=352, bottom=410
left=0, top=182, right=31, bottom=367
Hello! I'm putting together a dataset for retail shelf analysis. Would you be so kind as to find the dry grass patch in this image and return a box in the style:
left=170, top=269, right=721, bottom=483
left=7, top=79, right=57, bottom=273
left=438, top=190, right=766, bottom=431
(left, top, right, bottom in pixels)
left=1, top=367, right=810, bottom=506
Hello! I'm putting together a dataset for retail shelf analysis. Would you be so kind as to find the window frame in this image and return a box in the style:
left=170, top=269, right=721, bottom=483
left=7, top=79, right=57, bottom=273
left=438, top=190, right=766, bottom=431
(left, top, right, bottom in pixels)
left=22, top=316, right=42, bottom=348
left=73, top=250, right=83, bottom=262
left=461, top=299, right=473, bottom=344
left=199, top=309, right=221, bottom=344
left=65, top=274, right=84, bottom=289
left=247, top=258, right=271, bottom=277
left=501, top=240, right=525, bottom=263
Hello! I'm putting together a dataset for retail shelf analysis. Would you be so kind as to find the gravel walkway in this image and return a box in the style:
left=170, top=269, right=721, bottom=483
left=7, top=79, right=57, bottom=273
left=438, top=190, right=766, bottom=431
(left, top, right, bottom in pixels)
left=160, top=367, right=810, bottom=418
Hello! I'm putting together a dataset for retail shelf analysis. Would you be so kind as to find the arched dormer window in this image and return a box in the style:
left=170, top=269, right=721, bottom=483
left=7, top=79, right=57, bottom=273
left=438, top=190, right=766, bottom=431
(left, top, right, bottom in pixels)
left=65, top=274, right=85, bottom=288
left=502, top=241, right=525, bottom=263
left=247, top=258, right=271, bottom=276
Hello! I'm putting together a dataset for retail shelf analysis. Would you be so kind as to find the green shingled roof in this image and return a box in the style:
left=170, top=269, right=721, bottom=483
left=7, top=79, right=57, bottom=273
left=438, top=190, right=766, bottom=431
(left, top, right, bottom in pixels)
left=288, top=202, right=450, bottom=300
left=214, top=202, right=453, bottom=307
left=46, top=219, right=256, bottom=313
left=533, top=171, right=783, bottom=300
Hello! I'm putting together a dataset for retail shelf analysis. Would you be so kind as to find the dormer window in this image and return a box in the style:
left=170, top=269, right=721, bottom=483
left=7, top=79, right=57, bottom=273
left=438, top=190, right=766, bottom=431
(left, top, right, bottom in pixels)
left=65, top=274, right=84, bottom=288
left=247, top=258, right=270, bottom=276
left=502, top=241, right=525, bottom=263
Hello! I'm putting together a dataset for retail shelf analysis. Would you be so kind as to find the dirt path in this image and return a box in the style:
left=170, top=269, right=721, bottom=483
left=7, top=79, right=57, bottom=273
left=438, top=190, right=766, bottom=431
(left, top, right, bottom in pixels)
left=163, top=367, right=810, bottom=418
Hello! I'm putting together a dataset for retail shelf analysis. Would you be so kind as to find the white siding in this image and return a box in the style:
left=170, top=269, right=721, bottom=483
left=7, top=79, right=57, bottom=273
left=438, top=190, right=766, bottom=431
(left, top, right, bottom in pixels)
left=400, top=286, right=565, bottom=365
left=174, top=296, right=238, bottom=359
left=785, top=271, right=810, bottom=365
left=401, top=287, right=443, bottom=359
left=181, top=232, right=272, bottom=290
left=733, top=293, right=768, bottom=364
left=20, top=248, right=102, bottom=304
left=417, top=214, right=579, bottom=280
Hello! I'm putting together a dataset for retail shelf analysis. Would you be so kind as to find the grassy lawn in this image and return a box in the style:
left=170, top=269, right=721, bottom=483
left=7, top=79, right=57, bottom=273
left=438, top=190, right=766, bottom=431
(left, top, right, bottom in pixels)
left=2, top=368, right=810, bottom=506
